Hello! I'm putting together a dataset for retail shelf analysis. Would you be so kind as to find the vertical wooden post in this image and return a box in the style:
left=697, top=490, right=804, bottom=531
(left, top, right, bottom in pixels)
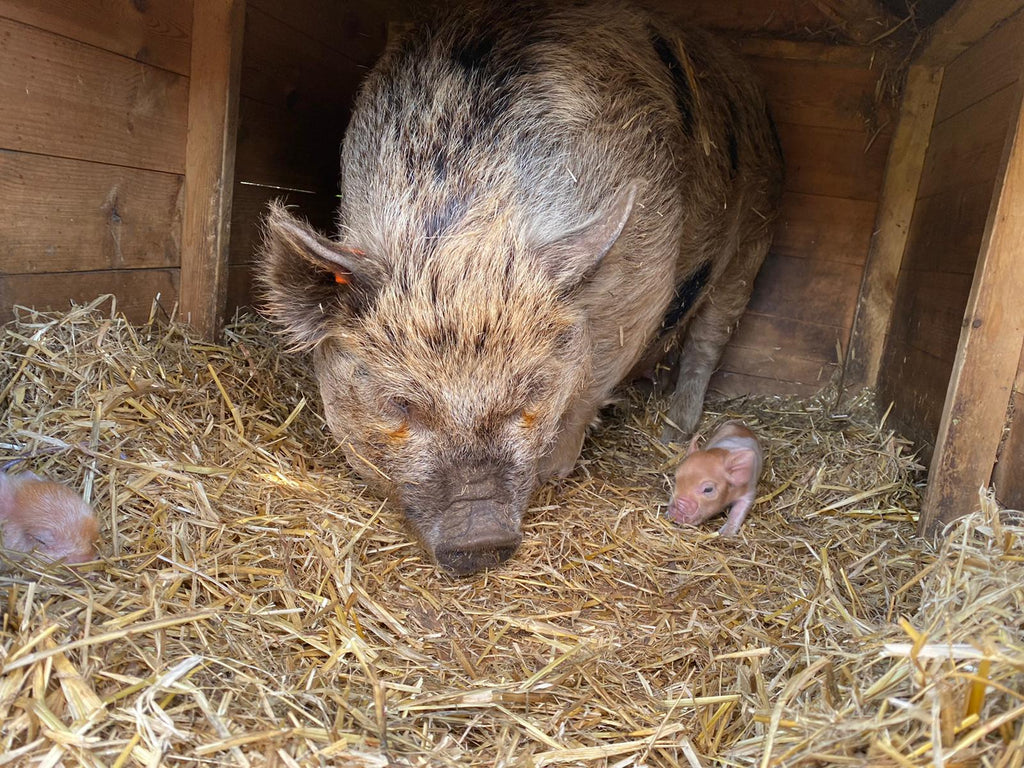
left=919, top=73, right=1024, bottom=534
left=180, top=0, right=245, bottom=340
left=844, top=64, right=942, bottom=390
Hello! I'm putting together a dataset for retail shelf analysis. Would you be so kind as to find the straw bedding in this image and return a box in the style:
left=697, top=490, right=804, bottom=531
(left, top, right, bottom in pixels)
left=1, top=297, right=1021, bottom=767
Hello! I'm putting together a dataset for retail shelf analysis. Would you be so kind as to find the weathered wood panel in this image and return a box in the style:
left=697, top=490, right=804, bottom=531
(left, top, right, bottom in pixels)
left=920, top=71, right=1024, bottom=532
left=179, top=0, right=245, bottom=340
left=844, top=65, right=942, bottom=391
left=933, top=7, right=1024, bottom=123
left=779, top=123, right=891, bottom=201
left=991, top=389, right=1024, bottom=509
left=746, top=253, right=862, bottom=329
left=0, top=17, right=188, bottom=174
left=0, top=269, right=179, bottom=324
left=772, top=192, right=876, bottom=266
left=916, top=0, right=1024, bottom=67
left=229, top=184, right=335, bottom=266
left=643, top=0, right=831, bottom=37
left=0, top=0, right=192, bottom=75
left=0, top=150, right=182, bottom=273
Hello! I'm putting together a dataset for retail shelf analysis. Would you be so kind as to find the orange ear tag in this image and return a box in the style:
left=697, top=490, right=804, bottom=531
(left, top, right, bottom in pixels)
left=334, top=272, right=349, bottom=285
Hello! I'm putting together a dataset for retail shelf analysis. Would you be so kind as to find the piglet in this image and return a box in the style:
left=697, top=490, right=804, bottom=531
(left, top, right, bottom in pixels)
left=668, top=421, right=762, bottom=537
left=0, top=471, right=99, bottom=565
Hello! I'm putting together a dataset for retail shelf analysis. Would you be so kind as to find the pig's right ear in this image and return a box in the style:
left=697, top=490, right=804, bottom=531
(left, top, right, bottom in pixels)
left=258, top=202, right=379, bottom=350
left=536, top=182, right=638, bottom=294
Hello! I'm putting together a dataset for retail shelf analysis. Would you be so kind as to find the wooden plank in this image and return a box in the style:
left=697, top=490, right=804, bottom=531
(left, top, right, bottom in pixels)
left=225, top=262, right=256, bottom=318
left=240, top=5, right=366, bottom=112
left=917, top=82, right=1019, bottom=199
left=773, top=192, right=876, bottom=266
left=0, top=269, right=179, bottom=324
left=641, top=0, right=832, bottom=37
left=991, top=390, right=1024, bottom=509
left=844, top=65, right=943, bottom=390
left=730, top=312, right=846, bottom=364
left=916, top=0, right=1024, bottom=67
left=0, top=0, right=192, bottom=75
left=747, top=56, right=886, bottom=133
left=747, top=252, right=863, bottom=330
left=0, top=150, right=182, bottom=273
left=886, top=271, right=975, bottom=363
left=179, top=0, right=245, bottom=341
left=710, top=370, right=823, bottom=399
left=920, top=73, right=1024, bottom=533
left=718, top=340, right=838, bottom=386
left=777, top=122, right=891, bottom=201
left=0, top=17, right=188, bottom=174
left=247, top=0, right=389, bottom=66
left=933, top=6, right=1024, bottom=123
left=234, top=96, right=343, bottom=191
left=900, top=181, right=993, bottom=275
left=876, top=341, right=952, bottom=458
left=738, top=38, right=881, bottom=68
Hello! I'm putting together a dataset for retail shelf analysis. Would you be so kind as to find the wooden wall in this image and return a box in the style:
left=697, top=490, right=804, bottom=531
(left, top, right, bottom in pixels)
left=0, top=0, right=191, bottom=322
left=0, top=0, right=386, bottom=325
left=1, top=0, right=902, bottom=404
left=993, top=347, right=1024, bottom=509
left=638, top=1, right=897, bottom=398
left=877, top=10, right=1024, bottom=457
left=225, top=0, right=387, bottom=317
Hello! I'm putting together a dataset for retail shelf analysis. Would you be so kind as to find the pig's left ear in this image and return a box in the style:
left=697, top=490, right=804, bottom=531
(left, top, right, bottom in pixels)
left=724, top=449, right=756, bottom=487
left=536, top=182, right=638, bottom=294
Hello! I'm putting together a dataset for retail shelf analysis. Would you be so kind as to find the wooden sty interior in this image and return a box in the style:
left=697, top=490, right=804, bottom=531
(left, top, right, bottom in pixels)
left=0, top=0, right=1021, bottom=529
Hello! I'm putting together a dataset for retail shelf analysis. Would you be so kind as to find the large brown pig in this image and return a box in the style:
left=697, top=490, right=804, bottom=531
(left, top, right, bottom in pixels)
left=260, top=0, right=783, bottom=575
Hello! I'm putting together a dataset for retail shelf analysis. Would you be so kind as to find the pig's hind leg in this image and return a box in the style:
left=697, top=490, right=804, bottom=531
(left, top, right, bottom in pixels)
left=665, top=229, right=772, bottom=439
left=718, top=493, right=754, bottom=537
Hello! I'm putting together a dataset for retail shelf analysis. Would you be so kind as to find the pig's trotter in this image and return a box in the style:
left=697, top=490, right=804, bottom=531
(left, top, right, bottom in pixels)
left=718, top=495, right=754, bottom=537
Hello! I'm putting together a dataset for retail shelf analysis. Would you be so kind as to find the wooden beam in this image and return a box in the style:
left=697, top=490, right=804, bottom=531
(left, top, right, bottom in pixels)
left=916, top=0, right=1024, bottom=67
left=843, top=64, right=943, bottom=390
left=919, top=71, right=1024, bottom=534
left=180, top=0, right=245, bottom=341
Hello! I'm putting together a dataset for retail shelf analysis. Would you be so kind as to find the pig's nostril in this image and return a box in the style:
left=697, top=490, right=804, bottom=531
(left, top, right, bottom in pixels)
left=435, top=539, right=521, bottom=577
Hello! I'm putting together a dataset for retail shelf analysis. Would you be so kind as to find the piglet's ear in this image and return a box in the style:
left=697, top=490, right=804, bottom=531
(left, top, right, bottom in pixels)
left=536, top=182, right=638, bottom=294
left=686, top=435, right=701, bottom=456
left=258, top=201, right=381, bottom=350
left=724, top=449, right=756, bottom=487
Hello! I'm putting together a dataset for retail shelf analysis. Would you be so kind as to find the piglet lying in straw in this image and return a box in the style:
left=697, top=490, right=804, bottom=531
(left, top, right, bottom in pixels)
left=668, top=421, right=762, bottom=536
left=0, top=471, right=99, bottom=566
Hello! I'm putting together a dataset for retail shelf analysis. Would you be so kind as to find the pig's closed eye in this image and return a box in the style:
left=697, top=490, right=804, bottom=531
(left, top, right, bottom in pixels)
left=30, top=531, right=56, bottom=548
left=701, top=484, right=715, bottom=495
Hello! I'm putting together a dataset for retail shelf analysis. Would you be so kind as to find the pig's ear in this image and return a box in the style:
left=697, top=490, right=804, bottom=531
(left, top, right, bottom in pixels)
left=686, top=435, right=701, bottom=456
left=537, top=182, right=638, bottom=293
left=259, top=201, right=379, bottom=350
left=724, top=449, right=756, bottom=487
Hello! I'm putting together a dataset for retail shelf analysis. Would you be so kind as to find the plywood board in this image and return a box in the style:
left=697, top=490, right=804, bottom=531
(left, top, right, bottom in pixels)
left=0, top=269, right=179, bottom=324
left=0, top=17, right=188, bottom=174
left=0, top=0, right=192, bottom=75
left=885, top=271, right=974, bottom=363
left=248, top=0, right=388, bottom=66
left=641, top=0, right=831, bottom=37
left=710, top=370, right=824, bottom=398
left=0, top=151, right=182, bottom=273
left=179, top=0, right=244, bottom=341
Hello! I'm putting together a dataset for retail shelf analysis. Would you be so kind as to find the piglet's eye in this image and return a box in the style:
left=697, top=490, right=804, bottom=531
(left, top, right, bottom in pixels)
left=387, top=397, right=413, bottom=420
left=701, top=484, right=715, bottom=496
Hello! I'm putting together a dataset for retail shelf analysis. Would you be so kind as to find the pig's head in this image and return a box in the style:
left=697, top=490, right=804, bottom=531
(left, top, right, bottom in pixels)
left=667, top=438, right=756, bottom=528
left=259, top=188, right=635, bottom=575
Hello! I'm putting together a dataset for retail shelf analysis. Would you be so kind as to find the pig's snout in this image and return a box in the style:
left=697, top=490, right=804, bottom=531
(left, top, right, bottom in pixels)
left=431, top=472, right=523, bottom=576
left=668, top=495, right=699, bottom=525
